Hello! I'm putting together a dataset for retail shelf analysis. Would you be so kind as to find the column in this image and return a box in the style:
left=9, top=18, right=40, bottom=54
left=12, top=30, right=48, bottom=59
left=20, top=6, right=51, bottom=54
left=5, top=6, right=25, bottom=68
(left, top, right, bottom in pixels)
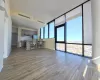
left=17, top=27, right=22, bottom=48
left=91, top=0, right=100, bottom=66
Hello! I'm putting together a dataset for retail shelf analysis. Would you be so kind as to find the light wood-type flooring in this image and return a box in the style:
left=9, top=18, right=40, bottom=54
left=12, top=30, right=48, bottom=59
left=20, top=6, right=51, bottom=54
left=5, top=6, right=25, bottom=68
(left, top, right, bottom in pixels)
left=0, top=48, right=100, bottom=80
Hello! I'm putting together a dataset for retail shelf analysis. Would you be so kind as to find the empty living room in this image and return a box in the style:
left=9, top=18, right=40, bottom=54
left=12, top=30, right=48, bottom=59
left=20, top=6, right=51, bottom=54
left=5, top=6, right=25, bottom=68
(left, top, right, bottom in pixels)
left=0, top=0, right=100, bottom=80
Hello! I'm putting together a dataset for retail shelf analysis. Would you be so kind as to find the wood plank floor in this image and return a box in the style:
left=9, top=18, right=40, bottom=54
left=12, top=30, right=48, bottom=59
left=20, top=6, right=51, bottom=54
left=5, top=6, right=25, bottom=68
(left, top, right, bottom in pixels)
left=0, top=48, right=100, bottom=80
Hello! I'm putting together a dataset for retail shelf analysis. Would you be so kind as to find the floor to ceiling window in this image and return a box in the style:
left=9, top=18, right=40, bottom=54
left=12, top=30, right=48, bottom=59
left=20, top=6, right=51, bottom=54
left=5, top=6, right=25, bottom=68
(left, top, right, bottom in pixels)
left=40, top=27, right=44, bottom=39
left=44, top=25, right=48, bottom=39
left=66, top=16, right=82, bottom=44
left=66, top=6, right=82, bottom=55
left=56, top=25, right=65, bottom=51
left=49, top=22, right=54, bottom=38
left=57, top=27, right=64, bottom=41
left=40, top=1, right=92, bottom=58
left=55, top=15, right=65, bottom=51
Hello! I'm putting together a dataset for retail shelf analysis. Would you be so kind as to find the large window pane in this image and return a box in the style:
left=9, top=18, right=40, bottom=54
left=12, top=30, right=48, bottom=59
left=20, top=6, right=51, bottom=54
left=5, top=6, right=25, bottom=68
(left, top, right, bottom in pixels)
left=67, top=16, right=82, bottom=43
left=84, top=45, right=92, bottom=57
left=56, top=43, right=65, bottom=51
left=67, top=44, right=82, bottom=55
left=49, top=22, right=54, bottom=38
left=44, top=25, right=48, bottom=39
left=41, top=27, right=44, bottom=39
left=57, top=27, right=64, bottom=41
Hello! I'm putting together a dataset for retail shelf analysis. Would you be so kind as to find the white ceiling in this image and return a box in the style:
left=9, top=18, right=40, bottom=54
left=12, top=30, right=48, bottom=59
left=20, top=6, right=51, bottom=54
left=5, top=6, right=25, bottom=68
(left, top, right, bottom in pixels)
left=11, top=14, right=44, bottom=29
left=10, top=0, right=87, bottom=29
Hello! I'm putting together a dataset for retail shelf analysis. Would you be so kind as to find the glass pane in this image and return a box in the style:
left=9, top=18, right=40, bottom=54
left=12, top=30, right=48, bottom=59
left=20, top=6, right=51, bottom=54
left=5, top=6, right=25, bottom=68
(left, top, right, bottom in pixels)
left=83, top=1, right=92, bottom=44
left=55, top=15, right=65, bottom=26
left=67, top=16, right=82, bottom=43
left=56, top=43, right=65, bottom=51
left=49, top=22, right=54, bottom=38
left=41, top=28, right=44, bottom=39
left=57, top=26, right=64, bottom=41
left=84, top=45, right=92, bottom=57
left=45, top=25, right=48, bottom=39
left=67, top=44, right=82, bottom=55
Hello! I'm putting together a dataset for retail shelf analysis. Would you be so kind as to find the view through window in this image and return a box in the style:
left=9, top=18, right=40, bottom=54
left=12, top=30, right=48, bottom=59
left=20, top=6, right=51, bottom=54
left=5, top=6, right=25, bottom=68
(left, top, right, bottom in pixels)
left=40, top=1, right=92, bottom=57
left=66, top=16, right=82, bottom=55
left=49, top=22, right=54, bottom=38
left=44, top=25, right=48, bottom=39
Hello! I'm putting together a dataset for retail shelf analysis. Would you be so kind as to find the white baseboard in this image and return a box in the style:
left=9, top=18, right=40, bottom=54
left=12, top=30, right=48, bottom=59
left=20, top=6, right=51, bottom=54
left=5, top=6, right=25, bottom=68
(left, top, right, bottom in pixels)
left=3, top=52, right=8, bottom=58
left=3, top=50, right=11, bottom=59
left=0, top=65, right=3, bottom=72
left=3, top=55, right=8, bottom=58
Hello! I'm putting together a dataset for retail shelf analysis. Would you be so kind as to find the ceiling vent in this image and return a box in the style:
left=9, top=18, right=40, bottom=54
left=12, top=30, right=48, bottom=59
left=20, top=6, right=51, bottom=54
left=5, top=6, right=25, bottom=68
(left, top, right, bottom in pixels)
left=37, top=20, right=44, bottom=24
left=18, top=13, right=30, bottom=19
left=18, top=13, right=45, bottom=24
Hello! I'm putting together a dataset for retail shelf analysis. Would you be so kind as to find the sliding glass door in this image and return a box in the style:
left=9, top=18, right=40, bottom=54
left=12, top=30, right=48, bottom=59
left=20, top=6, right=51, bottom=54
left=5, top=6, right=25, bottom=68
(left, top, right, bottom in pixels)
left=55, top=24, right=65, bottom=51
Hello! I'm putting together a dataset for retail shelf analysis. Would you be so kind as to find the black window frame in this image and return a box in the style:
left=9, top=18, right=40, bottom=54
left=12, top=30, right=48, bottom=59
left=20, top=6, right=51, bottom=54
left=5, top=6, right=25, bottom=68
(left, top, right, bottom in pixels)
left=40, top=0, right=92, bottom=58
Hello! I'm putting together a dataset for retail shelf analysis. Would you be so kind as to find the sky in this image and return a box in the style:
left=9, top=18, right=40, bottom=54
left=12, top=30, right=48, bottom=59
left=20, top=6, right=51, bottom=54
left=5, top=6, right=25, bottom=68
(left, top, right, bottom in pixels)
left=57, top=16, right=82, bottom=43
left=67, top=16, right=82, bottom=43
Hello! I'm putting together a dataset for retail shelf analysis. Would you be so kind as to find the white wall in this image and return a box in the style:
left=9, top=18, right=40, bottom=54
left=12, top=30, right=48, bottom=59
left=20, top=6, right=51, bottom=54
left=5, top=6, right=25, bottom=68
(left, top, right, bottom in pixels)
left=3, top=0, right=12, bottom=58
left=4, top=18, right=9, bottom=58
left=22, top=30, right=36, bottom=36
left=0, top=10, right=5, bottom=72
left=43, top=38, right=55, bottom=50
left=19, top=26, right=37, bottom=32
left=4, top=17, right=12, bottom=58
left=7, top=17, right=12, bottom=57
left=91, top=0, right=100, bottom=64
left=21, top=36, right=32, bottom=41
left=0, top=0, right=12, bottom=72
left=38, top=27, right=55, bottom=50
